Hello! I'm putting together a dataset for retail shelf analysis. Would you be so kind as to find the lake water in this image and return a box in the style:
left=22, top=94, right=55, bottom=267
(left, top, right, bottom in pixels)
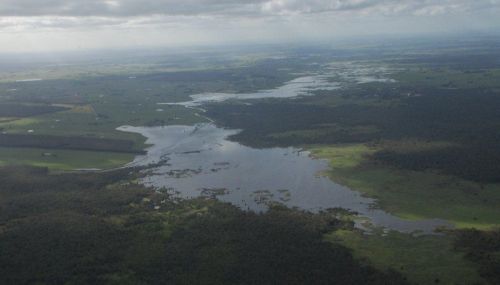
left=158, top=75, right=340, bottom=107
left=120, top=64, right=450, bottom=233
left=158, top=63, right=396, bottom=108
left=119, top=123, right=450, bottom=234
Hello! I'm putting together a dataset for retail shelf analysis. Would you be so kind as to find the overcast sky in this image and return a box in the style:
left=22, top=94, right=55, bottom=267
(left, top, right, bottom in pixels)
left=0, top=0, right=499, bottom=52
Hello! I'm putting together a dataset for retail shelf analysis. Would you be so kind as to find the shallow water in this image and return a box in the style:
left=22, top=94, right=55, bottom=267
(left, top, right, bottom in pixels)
left=119, top=124, right=451, bottom=234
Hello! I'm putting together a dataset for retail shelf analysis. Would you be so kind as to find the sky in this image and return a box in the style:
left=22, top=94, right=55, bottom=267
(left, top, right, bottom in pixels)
left=0, top=0, right=499, bottom=52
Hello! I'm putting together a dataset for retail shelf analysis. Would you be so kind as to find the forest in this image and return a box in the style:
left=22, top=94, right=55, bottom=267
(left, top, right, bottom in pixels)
left=0, top=166, right=408, bottom=285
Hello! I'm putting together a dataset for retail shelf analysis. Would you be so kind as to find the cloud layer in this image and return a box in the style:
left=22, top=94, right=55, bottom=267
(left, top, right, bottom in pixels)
left=0, top=1, right=499, bottom=52
left=1, top=0, right=499, bottom=18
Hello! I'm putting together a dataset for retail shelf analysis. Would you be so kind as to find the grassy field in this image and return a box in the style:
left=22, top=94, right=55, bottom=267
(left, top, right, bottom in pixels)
left=309, top=144, right=500, bottom=229
left=326, top=229, right=483, bottom=285
left=0, top=103, right=203, bottom=170
left=0, top=147, right=134, bottom=170
left=0, top=103, right=203, bottom=146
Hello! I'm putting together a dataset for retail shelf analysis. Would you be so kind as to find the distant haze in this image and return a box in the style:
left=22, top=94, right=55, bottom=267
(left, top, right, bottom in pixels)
left=0, top=0, right=499, bottom=52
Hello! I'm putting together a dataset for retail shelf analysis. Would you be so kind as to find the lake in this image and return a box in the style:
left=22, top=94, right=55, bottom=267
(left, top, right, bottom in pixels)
left=119, top=123, right=450, bottom=233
